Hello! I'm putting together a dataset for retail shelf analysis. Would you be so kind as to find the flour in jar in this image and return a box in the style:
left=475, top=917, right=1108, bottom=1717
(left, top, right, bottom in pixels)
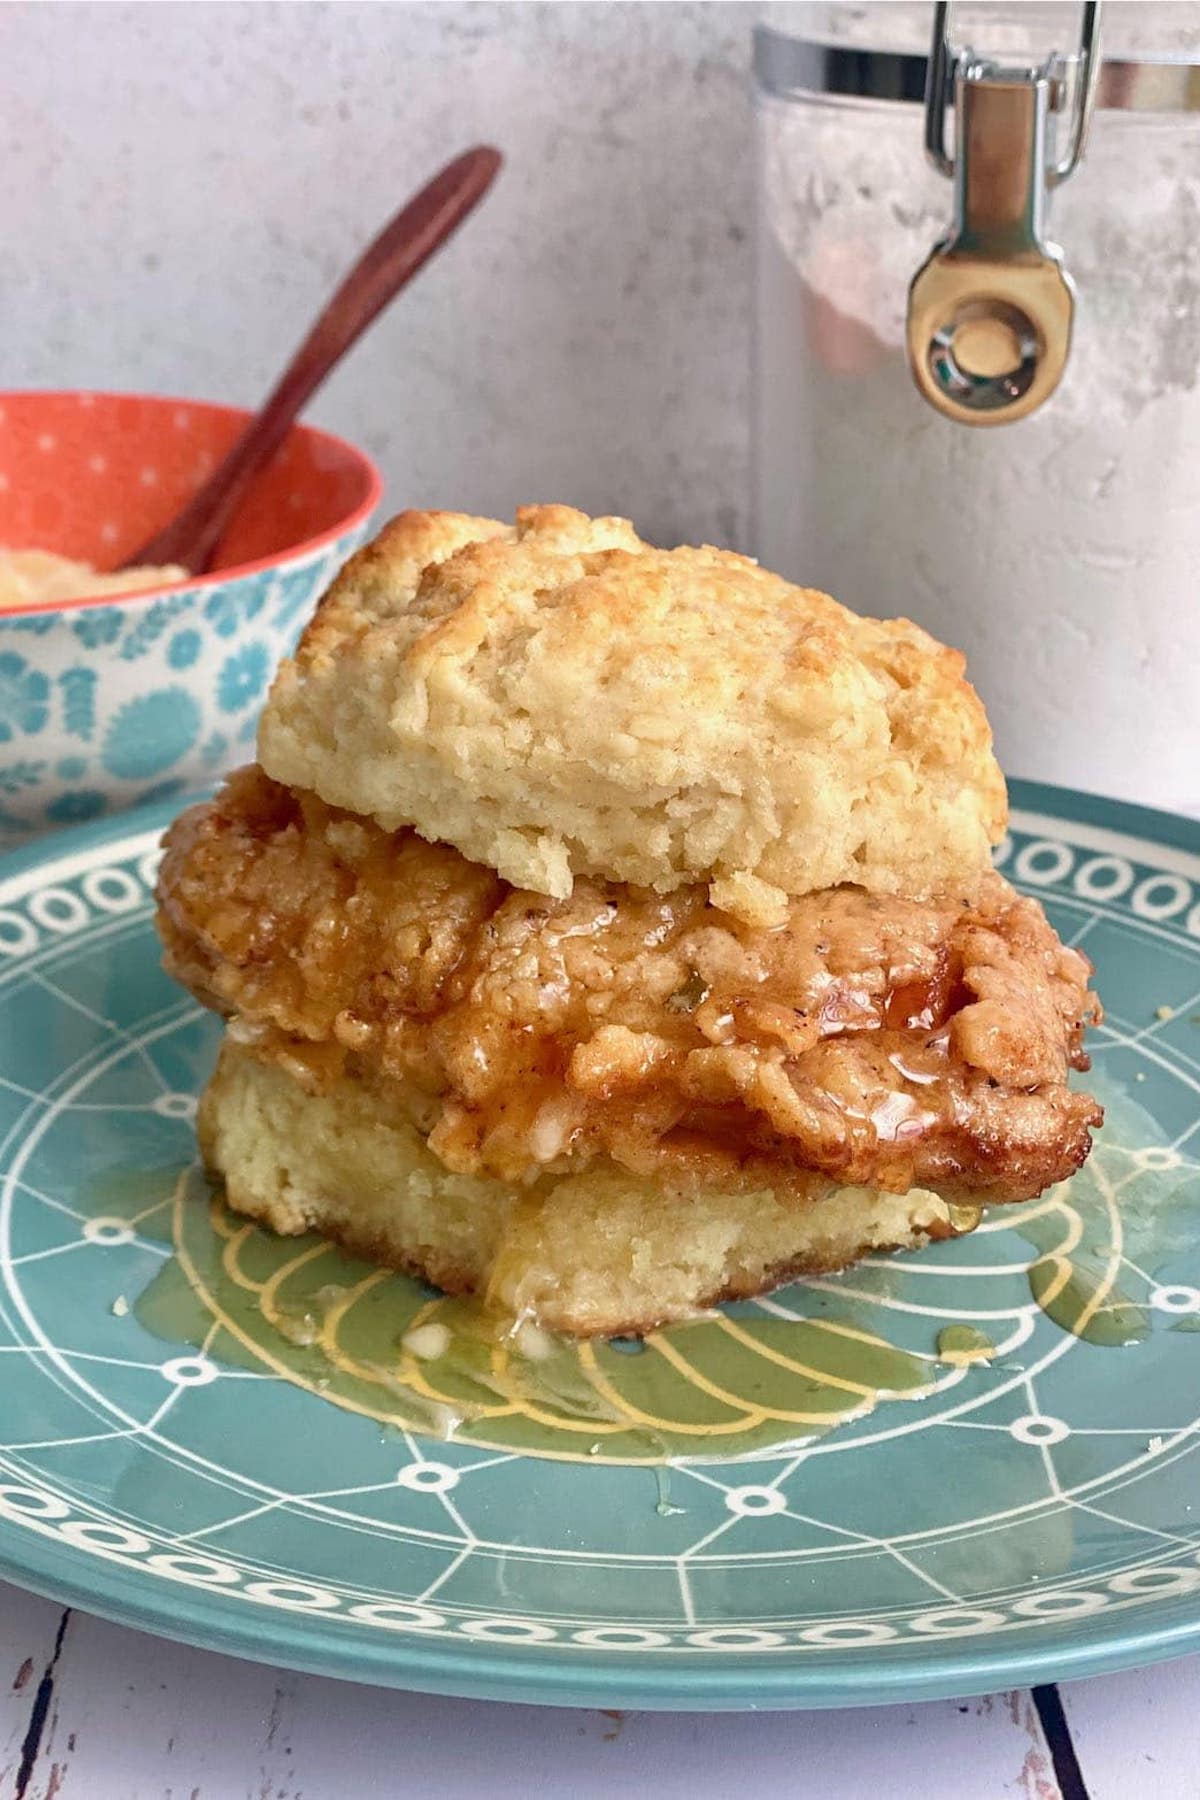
left=754, top=10, right=1200, bottom=810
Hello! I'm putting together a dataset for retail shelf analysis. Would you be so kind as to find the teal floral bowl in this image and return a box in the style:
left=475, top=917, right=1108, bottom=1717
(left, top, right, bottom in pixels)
left=0, top=390, right=381, bottom=839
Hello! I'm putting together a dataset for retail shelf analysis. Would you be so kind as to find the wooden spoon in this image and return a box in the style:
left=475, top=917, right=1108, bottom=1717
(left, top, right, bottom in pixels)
left=123, top=145, right=502, bottom=575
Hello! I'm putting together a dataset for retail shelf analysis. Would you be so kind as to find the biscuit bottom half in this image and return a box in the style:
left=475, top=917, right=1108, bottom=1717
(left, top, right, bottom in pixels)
left=199, top=1036, right=980, bottom=1338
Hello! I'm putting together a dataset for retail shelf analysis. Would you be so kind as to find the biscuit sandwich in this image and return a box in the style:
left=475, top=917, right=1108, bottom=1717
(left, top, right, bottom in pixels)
left=156, top=505, right=1101, bottom=1335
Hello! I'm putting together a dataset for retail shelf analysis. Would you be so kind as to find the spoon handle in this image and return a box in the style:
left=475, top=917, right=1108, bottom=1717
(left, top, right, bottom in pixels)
left=124, top=145, right=502, bottom=574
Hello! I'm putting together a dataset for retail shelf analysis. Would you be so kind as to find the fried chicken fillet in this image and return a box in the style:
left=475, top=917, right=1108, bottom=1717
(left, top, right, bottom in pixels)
left=157, top=766, right=1101, bottom=1334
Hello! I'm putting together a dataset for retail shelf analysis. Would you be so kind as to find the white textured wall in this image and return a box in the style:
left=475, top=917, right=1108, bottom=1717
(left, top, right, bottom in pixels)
left=4, top=1, right=753, bottom=548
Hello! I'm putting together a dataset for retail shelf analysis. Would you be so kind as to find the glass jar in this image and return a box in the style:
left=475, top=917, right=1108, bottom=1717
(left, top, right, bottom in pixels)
left=754, top=2, right=1200, bottom=810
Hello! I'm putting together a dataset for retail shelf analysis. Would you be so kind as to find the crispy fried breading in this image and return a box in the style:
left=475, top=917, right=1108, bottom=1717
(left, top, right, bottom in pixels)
left=159, top=768, right=1101, bottom=1208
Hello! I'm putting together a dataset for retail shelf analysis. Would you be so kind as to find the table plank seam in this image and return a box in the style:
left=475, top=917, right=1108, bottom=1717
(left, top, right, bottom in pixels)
left=1032, top=1683, right=1092, bottom=1800
left=12, top=1607, right=70, bottom=1800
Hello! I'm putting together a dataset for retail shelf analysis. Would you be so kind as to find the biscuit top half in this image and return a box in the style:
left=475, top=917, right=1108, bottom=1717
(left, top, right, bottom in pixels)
left=258, top=504, right=1007, bottom=924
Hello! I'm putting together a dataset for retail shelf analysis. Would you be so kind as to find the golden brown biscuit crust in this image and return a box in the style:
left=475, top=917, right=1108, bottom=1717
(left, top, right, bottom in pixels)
left=295, top=509, right=512, bottom=662
left=258, top=506, right=1007, bottom=923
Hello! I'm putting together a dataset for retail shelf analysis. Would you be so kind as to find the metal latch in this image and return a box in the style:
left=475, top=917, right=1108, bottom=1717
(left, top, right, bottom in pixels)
left=907, top=1, right=1102, bottom=425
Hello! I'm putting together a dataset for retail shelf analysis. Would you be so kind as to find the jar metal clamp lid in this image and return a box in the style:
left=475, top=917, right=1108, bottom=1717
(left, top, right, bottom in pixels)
left=755, top=5, right=1200, bottom=425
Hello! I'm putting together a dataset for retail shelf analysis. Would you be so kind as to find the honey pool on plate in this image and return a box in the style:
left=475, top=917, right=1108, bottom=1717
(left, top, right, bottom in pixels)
left=123, top=1081, right=1189, bottom=1466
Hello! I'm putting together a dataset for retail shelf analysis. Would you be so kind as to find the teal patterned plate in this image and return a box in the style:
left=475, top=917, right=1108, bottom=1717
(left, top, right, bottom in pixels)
left=0, top=783, right=1198, bottom=1710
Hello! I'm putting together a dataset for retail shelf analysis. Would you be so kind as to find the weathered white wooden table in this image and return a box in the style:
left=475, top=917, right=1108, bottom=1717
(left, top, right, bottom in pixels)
left=1, top=1579, right=1195, bottom=1798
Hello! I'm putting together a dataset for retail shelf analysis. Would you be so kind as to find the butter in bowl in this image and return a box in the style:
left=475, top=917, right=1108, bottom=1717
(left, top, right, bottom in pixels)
left=0, top=388, right=379, bottom=840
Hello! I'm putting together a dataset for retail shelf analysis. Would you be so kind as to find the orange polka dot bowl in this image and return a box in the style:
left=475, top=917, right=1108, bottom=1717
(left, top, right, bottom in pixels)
left=0, top=390, right=381, bottom=840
